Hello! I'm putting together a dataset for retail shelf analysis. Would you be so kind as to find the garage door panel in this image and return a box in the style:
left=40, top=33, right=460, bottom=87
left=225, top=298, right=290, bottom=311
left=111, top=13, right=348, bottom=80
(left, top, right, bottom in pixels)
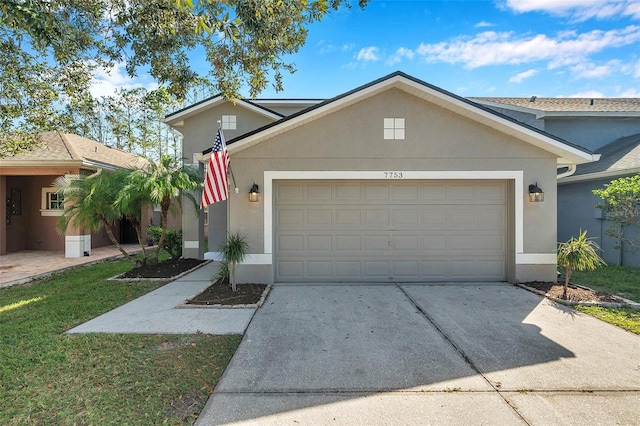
left=335, top=235, right=361, bottom=251
left=335, top=209, right=361, bottom=225
left=307, top=261, right=333, bottom=278
left=275, top=180, right=507, bottom=282
left=307, top=209, right=332, bottom=225
left=307, top=235, right=332, bottom=251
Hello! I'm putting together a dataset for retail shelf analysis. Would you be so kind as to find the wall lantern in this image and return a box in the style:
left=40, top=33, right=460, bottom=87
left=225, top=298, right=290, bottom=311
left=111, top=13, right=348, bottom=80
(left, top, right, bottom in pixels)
left=249, top=183, right=260, bottom=202
left=528, top=182, right=544, bottom=202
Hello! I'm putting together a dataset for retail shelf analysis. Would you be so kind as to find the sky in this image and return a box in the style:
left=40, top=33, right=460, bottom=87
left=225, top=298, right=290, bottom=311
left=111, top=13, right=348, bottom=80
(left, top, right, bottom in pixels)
left=92, top=0, right=640, bottom=100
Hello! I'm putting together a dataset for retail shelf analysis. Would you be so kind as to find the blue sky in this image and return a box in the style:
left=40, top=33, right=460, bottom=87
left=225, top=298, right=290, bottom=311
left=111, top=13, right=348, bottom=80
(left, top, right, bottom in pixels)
left=92, top=0, right=640, bottom=100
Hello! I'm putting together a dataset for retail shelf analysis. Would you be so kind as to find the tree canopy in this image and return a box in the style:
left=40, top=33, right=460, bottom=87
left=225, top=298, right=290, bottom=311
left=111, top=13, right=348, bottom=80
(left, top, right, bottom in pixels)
left=593, top=174, right=640, bottom=250
left=1, top=0, right=368, bottom=157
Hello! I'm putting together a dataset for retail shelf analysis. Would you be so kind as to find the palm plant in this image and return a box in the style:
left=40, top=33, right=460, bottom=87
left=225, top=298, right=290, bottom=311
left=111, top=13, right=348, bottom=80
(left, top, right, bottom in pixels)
left=557, top=230, right=606, bottom=299
left=55, top=169, right=138, bottom=265
left=121, top=155, right=201, bottom=263
left=219, top=232, right=249, bottom=292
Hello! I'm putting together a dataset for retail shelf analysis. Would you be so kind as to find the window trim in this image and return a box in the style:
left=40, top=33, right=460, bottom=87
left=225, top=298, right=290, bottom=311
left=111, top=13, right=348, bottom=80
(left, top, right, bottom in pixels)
left=40, top=188, right=64, bottom=216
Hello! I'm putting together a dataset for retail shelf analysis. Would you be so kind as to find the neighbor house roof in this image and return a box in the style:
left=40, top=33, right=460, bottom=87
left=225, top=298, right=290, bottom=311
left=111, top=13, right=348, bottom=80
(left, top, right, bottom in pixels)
left=0, top=132, right=147, bottom=171
left=209, top=71, right=597, bottom=166
left=471, top=97, right=640, bottom=118
left=164, top=95, right=284, bottom=129
left=560, top=134, right=640, bottom=183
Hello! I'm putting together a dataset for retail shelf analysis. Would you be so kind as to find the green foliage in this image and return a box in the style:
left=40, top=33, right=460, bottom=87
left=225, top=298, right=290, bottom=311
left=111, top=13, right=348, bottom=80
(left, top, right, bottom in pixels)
left=593, top=174, right=640, bottom=250
left=565, top=265, right=640, bottom=303
left=0, top=0, right=368, bottom=156
left=218, top=232, right=249, bottom=292
left=148, top=225, right=183, bottom=260
left=557, top=230, right=606, bottom=299
left=123, top=155, right=201, bottom=262
left=575, top=306, right=640, bottom=335
left=0, top=259, right=240, bottom=424
left=212, top=260, right=230, bottom=283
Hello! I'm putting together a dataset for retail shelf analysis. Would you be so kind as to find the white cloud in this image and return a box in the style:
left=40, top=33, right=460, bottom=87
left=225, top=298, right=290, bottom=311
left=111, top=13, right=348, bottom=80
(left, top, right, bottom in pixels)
left=567, top=90, right=605, bottom=98
left=475, top=21, right=494, bottom=28
left=634, top=59, right=640, bottom=77
left=415, top=26, right=640, bottom=69
left=570, top=61, right=618, bottom=79
left=356, top=46, right=380, bottom=62
left=509, top=69, right=538, bottom=82
left=90, top=62, right=157, bottom=99
left=504, top=0, right=640, bottom=21
left=620, top=88, right=640, bottom=97
left=387, top=47, right=415, bottom=66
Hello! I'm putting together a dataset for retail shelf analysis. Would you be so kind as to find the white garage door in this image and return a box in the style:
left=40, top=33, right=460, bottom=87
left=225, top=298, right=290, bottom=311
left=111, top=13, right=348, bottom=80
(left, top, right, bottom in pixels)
left=274, top=180, right=507, bottom=282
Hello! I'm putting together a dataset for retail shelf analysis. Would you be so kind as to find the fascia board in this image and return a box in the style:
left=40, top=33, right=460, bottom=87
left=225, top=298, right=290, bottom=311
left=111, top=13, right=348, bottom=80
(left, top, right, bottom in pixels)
left=538, top=111, right=640, bottom=118
left=558, top=167, right=640, bottom=184
left=164, top=97, right=281, bottom=127
left=0, top=160, right=82, bottom=168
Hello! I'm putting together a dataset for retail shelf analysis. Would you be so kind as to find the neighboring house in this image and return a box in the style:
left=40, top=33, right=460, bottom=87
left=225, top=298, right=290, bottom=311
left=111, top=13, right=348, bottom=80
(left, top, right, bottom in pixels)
left=0, top=132, right=148, bottom=258
left=166, top=71, right=597, bottom=284
left=473, top=97, right=640, bottom=267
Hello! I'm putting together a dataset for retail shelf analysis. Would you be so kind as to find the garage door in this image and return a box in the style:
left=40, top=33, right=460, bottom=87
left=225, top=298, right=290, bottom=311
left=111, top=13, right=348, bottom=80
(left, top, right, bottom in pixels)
left=274, top=180, right=507, bottom=282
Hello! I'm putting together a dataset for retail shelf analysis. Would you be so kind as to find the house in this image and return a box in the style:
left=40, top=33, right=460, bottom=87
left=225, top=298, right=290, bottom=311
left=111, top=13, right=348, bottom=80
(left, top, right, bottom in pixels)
left=472, top=97, right=640, bottom=267
left=165, top=72, right=597, bottom=284
left=0, top=132, right=148, bottom=258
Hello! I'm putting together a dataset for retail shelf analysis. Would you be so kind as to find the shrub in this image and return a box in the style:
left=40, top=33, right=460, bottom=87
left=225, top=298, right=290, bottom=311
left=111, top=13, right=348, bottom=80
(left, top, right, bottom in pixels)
left=557, top=230, right=606, bottom=299
left=147, top=225, right=183, bottom=260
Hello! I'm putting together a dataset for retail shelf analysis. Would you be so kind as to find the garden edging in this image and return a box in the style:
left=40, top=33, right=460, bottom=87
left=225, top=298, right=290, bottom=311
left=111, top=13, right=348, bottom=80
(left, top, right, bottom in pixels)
left=517, top=283, right=640, bottom=310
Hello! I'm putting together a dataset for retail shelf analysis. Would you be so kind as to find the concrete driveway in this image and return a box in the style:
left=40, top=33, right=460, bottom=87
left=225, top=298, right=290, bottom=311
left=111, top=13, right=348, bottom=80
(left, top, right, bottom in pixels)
left=196, top=283, right=640, bottom=425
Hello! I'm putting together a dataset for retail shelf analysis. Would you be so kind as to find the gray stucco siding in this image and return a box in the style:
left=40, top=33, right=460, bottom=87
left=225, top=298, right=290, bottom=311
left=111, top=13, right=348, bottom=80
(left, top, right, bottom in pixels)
left=545, top=118, right=640, bottom=152
left=230, top=89, right=559, bottom=283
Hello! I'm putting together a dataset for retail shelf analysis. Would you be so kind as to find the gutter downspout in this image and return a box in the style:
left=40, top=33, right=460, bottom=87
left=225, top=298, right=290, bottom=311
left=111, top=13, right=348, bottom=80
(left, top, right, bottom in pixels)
left=556, top=164, right=577, bottom=179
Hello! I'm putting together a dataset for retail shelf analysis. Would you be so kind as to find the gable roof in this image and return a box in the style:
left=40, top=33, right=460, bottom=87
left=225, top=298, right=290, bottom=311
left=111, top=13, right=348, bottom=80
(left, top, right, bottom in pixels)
left=164, top=95, right=284, bottom=128
left=472, top=97, right=640, bottom=118
left=0, top=132, right=147, bottom=171
left=560, top=134, right=640, bottom=183
left=214, top=71, right=596, bottom=166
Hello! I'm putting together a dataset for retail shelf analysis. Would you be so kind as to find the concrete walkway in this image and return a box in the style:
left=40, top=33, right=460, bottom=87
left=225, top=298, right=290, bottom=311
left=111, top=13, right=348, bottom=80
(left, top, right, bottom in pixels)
left=67, top=262, right=255, bottom=335
left=196, top=283, right=640, bottom=425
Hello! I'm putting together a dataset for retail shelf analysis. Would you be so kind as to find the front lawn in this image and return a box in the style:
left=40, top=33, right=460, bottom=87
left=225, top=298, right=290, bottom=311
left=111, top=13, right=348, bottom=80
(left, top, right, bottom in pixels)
left=566, top=265, right=640, bottom=302
left=0, top=259, right=240, bottom=425
left=564, top=265, right=640, bottom=335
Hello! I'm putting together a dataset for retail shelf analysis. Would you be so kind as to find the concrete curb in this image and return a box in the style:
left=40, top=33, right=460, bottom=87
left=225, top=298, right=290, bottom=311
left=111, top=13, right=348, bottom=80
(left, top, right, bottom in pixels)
left=176, top=284, right=271, bottom=310
left=516, top=283, right=640, bottom=310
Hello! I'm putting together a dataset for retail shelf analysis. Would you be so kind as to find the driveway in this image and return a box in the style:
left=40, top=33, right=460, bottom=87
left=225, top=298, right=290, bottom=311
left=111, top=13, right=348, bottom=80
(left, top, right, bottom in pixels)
left=196, top=283, right=640, bottom=425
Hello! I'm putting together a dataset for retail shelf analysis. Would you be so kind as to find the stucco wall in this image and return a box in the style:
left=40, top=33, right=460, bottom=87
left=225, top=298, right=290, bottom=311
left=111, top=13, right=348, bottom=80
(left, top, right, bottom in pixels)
left=559, top=178, right=640, bottom=267
left=227, top=88, right=559, bottom=282
left=545, top=118, right=640, bottom=151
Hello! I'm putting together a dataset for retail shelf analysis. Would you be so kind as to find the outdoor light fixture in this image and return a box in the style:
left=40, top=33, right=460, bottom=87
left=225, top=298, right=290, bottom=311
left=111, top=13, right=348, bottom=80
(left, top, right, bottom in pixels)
left=528, top=182, right=544, bottom=202
left=249, top=183, right=260, bottom=202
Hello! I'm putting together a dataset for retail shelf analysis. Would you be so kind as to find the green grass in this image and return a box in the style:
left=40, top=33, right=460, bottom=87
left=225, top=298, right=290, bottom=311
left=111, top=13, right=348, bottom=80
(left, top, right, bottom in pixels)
left=562, top=265, right=640, bottom=335
left=0, top=259, right=240, bottom=425
left=575, top=306, right=640, bottom=335
left=565, top=265, right=640, bottom=302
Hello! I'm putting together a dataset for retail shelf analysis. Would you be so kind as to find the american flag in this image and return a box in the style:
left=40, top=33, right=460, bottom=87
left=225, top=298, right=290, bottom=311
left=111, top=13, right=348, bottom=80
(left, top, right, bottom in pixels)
left=201, top=126, right=229, bottom=208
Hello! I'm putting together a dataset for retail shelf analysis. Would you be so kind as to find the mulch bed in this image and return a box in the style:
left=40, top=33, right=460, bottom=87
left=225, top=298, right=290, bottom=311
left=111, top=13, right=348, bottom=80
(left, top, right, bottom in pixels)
left=522, top=281, right=623, bottom=304
left=120, top=258, right=207, bottom=279
left=186, top=281, right=267, bottom=305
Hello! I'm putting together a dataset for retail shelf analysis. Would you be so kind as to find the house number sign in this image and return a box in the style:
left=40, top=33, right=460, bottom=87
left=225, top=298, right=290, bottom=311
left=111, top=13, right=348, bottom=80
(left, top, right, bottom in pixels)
left=383, top=172, right=404, bottom=179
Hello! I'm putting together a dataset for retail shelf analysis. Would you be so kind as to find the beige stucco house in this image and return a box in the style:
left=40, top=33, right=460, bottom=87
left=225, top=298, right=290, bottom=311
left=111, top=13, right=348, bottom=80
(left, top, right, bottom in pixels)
left=0, top=132, right=148, bottom=258
left=165, top=72, right=597, bottom=284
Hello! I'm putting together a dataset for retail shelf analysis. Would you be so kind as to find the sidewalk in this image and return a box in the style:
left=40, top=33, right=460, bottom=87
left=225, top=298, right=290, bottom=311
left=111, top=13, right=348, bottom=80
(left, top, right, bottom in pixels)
left=66, top=262, right=255, bottom=335
left=0, top=244, right=143, bottom=288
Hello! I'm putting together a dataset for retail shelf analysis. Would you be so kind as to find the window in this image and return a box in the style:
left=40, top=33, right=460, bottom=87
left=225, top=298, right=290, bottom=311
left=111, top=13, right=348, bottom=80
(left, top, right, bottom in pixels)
left=384, top=118, right=405, bottom=140
left=221, top=115, right=237, bottom=130
left=41, top=188, right=64, bottom=216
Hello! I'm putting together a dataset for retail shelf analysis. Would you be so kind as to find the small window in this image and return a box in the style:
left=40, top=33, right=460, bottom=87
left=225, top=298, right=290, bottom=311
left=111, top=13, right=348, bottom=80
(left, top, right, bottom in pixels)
left=41, top=188, right=64, bottom=216
left=384, top=118, right=405, bottom=140
left=221, top=115, right=236, bottom=130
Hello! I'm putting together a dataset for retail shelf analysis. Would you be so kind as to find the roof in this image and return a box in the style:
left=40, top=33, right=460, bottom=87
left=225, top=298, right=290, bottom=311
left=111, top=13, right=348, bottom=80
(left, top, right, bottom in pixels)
left=210, top=71, right=596, bottom=166
left=472, top=97, right=640, bottom=118
left=560, top=134, right=640, bottom=183
left=164, top=95, right=284, bottom=128
left=0, top=132, right=147, bottom=170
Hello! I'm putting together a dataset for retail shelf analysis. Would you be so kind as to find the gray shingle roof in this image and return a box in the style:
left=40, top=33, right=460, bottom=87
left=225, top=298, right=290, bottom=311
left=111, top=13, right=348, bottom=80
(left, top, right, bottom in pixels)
left=471, top=97, right=640, bottom=112
left=574, top=134, right=640, bottom=176
left=5, top=132, right=147, bottom=169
